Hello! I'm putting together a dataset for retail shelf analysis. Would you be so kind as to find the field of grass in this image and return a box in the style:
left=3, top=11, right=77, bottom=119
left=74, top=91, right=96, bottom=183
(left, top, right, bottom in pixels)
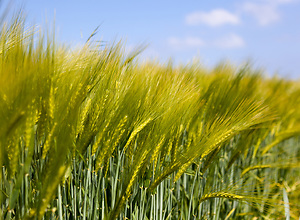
left=0, top=14, right=300, bottom=219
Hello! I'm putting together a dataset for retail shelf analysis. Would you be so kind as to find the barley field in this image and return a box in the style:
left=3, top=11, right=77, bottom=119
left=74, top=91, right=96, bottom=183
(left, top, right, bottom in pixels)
left=0, top=14, right=299, bottom=220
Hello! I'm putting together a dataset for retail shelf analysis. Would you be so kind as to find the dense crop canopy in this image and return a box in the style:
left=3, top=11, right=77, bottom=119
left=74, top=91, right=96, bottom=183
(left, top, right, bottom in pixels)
left=0, top=14, right=299, bottom=219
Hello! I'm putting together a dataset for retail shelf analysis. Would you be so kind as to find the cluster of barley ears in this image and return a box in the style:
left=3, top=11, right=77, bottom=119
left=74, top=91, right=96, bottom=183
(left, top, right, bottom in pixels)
left=0, top=14, right=299, bottom=219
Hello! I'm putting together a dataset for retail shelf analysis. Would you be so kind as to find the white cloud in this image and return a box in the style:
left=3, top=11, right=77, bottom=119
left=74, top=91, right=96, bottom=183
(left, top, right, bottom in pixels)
left=168, top=36, right=205, bottom=49
left=185, top=9, right=240, bottom=27
left=142, top=47, right=160, bottom=59
left=214, top=33, right=245, bottom=49
left=185, top=37, right=205, bottom=47
left=241, top=0, right=296, bottom=26
left=271, top=0, right=295, bottom=3
left=168, top=34, right=245, bottom=50
left=242, top=2, right=280, bottom=25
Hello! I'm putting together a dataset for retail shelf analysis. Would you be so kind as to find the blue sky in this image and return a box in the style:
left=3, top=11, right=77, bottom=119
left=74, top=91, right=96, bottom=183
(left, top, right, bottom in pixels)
left=3, top=0, right=300, bottom=78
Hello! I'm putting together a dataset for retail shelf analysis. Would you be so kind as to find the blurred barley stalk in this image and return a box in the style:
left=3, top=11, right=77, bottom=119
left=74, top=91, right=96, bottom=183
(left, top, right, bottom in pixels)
left=0, top=12, right=299, bottom=220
